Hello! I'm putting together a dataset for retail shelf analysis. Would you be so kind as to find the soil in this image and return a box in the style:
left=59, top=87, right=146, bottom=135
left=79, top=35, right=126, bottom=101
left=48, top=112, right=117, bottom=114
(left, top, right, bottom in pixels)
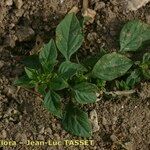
left=0, top=0, right=150, bottom=150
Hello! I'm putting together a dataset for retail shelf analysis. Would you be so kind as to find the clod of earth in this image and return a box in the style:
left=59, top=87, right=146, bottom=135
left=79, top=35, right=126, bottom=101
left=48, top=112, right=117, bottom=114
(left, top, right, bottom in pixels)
left=127, top=0, right=150, bottom=11
left=16, top=26, right=35, bottom=42
left=14, top=0, right=23, bottom=9
left=90, top=109, right=100, bottom=132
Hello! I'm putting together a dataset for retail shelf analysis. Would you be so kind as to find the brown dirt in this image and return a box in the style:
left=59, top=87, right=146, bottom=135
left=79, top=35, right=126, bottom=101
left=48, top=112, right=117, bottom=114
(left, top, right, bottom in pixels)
left=0, top=0, right=150, bottom=150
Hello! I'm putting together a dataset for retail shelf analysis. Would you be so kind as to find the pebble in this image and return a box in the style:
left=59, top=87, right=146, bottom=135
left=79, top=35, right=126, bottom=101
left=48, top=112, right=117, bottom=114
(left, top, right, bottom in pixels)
left=127, top=0, right=150, bottom=11
left=4, top=35, right=17, bottom=48
left=0, top=60, right=4, bottom=69
left=102, top=117, right=108, bottom=126
left=45, top=127, right=52, bottom=134
left=21, top=133, right=27, bottom=143
left=1, top=130, right=7, bottom=138
left=87, top=32, right=98, bottom=42
left=7, top=86, right=17, bottom=97
left=123, top=142, right=135, bottom=150
left=5, top=0, right=13, bottom=6
left=110, top=134, right=118, bottom=142
left=16, top=26, right=35, bottom=42
left=94, top=2, right=105, bottom=11
left=39, top=127, right=45, bottom=134
left=14, top=0, right=23, bottom=9
left=37, top=135, right=45, bottom=140
left=90, top=109, right=100, bottom=132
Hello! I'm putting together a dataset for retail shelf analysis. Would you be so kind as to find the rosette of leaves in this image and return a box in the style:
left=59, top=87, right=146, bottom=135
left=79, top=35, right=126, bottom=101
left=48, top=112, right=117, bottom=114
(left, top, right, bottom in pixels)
left=14, top=13, right=97, bottom=137
left=115, top=69, right=141, bottom=90
left=15, top=13, right=150, bottom=137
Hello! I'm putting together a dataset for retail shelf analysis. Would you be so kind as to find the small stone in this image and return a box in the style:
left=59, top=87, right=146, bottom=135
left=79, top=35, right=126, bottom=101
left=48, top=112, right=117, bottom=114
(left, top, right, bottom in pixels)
left=102, top=117, right=108, bottom=125
left=129, top=126, right=138, bottom=134
left=1, top=130, right=7, bottom=138
left=90, top=109, right=100, bottom=132
left=39, top=127, right=45, bottom=134
left=83, top=8, right=96, bottom=24
left=123, top=142, right=135, bottom=150
left=87, top=32, right=98, bottom=41
left=108, top=8, right=116, bottom=20
left=0, top=60, right=4, bottom=69
left=54, top=133, right=60, bottom=140
left=94, top=2, right=105, bottom=11
left=7, top=86, right=17, bottom=97
left=4, top=35, right=17, bottom=48
left=5, top=0, right=13, bottom=6
left=110, top=134, right=118, bottom=142
left=16, top=26, right=35, bottom=42
left=45, top=127, right=52, bottom=134
left=14, top=0, right=23, bottom=9
left=37, top=135, right=45, bottom=140
left=60, top=0, right=64, bottom=3
left=21, top=134, right=27, bottom=143
left=127, top=0, right=150, bottom=11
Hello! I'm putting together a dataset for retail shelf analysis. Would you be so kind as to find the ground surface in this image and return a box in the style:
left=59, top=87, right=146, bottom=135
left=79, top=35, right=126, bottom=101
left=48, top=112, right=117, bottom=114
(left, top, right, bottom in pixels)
left=0, top=0, right=150, bottom=150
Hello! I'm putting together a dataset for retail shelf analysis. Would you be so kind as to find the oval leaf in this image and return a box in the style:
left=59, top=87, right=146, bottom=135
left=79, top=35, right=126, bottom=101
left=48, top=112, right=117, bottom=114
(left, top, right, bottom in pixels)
left=43, top=91, right=62, bottom=118
left=92, top=53, right=133, bottom=81
left=37, top=84, right=47, bottom=96
left=56, top=13, right=84, bottom=60
left=14, top=75, right=35, bottom=88
left=120, top=20, right=150, bottom=52
left=50, top=76, right=68, bottom=91
left=58, top=61, right=87, bottom=80
left=22, top=55, right=41, bottom=70
left=143, top=53, right=150, bottom=64
left=73, top=82, right=98, bottom=104
left=39, top=39, right=57, bottom=72
left=62, top=103, right=92, bottom=137
left=25, top=67, right=37, bottom=80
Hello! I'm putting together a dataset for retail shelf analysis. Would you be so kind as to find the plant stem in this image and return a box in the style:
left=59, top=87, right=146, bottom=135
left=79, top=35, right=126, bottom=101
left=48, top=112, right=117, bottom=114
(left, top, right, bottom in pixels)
left=83, top=0, right=89, bottom=12
left=105, top=90, right=136, bottom=96
left=21, top=87, right=43, bottom=98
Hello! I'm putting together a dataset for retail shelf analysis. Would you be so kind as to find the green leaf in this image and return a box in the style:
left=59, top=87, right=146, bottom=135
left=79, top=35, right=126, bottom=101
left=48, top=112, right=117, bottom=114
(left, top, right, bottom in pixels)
left=39, top=39, right=57, bottom=72
left=50, top=76, right=68, bottom=91
left=141, top=53, right=150, bottom=79
left=126, top=69, right=141, bottom=88
left=73, top=82, right=98, bottom=104
left=92, top=52, right=133, bottom=81
left=37, top=84, right=47, bottom=96
left=62, top=102, right=92, bottom=137
left=142, top=69, right=150, bottom=79
left=22, top=55, right=41, bottom=70
left=116, top=69, right=141, bottom=90
left=14, top=76, right=35, bottom=88
left=25, top=67, right=38, bottom=80
left=43, top=91, right=62, bottom=118
left=58, top=61, right=87, bottom=80
left=96, top=79, right=106, bottom=89
left=116, top=80, right=130, bottom=90
left=120, top=20, right=150, bottom=52
left=56, top=13, right=84, bottom=60
left=143, top=53, right=150, bottom=64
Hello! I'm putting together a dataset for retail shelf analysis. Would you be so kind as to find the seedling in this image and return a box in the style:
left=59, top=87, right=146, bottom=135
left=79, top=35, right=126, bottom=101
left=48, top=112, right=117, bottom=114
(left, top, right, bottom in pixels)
left=14, top=13, right=150, bottom=137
